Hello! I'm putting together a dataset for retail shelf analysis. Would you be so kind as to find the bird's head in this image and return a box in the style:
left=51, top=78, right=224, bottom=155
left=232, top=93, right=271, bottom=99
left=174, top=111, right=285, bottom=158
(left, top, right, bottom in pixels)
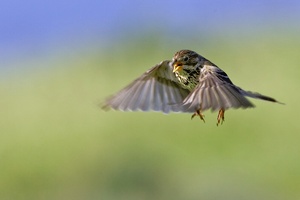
left=172, top=50, right=203, bottom=73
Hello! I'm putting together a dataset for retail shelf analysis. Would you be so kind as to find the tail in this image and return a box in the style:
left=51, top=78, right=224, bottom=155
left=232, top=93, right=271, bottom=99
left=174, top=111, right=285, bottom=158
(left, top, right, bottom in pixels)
left=241, top=90, right=284, bottom=104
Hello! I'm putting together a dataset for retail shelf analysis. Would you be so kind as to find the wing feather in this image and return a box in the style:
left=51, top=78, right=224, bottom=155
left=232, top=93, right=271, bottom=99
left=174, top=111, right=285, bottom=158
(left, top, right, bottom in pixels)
left=182, top=64, right=254, bottom=112
left=103, top=60, right=191, bottom=113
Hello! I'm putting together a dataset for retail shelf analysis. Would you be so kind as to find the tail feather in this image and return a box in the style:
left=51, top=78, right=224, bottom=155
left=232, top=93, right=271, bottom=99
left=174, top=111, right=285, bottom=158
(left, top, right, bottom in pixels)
left=242, top=90, right=284, bottom=104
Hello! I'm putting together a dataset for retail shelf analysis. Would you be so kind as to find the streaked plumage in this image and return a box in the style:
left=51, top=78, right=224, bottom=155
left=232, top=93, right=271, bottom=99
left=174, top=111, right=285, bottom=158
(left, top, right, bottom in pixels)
left=103, top=50, right=282, bottom=125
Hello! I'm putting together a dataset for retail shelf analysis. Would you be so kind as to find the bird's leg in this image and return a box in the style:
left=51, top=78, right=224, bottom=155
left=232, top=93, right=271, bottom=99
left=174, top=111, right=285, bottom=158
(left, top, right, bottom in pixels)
left=191, top=109, right=205, bottom=123
left=217, top=109, right=225, bottom=126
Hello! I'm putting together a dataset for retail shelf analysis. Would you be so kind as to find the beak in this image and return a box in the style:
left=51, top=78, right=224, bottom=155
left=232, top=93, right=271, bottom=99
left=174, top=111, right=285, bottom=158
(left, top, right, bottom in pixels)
left=173, top=62, right=183, bottom=73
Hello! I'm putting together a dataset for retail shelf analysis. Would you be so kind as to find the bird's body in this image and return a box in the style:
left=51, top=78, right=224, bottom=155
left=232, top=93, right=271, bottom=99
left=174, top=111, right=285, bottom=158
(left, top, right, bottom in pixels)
left=103, top=50, right=282, bottom=125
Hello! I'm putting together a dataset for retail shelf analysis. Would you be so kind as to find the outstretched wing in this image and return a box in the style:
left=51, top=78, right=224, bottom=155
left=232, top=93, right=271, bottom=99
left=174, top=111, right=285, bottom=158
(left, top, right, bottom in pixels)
left=102, top=60, right=191, bottom=113
left=182, top=62, right=254, bottom=112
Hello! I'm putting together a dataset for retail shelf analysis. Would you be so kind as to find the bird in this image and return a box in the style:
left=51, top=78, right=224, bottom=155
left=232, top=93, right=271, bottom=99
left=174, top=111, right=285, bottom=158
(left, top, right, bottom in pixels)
left=102, top=49, right=282, bottom=125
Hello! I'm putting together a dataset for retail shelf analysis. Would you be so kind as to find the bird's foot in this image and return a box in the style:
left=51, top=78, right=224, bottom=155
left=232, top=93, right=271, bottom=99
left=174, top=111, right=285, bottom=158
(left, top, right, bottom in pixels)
left=191, top=109, right=205, bottom=123
left=217, top=109, right=225, bottom=126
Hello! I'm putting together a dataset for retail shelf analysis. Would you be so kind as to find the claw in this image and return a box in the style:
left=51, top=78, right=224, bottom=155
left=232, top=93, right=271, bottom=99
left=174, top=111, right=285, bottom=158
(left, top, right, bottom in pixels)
left=217, top=109, right=225, bottom=126
left=191, top=109, right=205, bottom=123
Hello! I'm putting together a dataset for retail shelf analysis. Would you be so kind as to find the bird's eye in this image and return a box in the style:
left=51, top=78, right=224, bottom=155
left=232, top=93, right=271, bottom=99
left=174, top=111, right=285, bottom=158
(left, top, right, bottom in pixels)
left=183, top=56, right=189, bottom=62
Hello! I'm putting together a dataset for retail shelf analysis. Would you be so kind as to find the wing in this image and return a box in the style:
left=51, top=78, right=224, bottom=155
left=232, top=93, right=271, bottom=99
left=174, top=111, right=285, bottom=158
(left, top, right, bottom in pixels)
left=102, top=60, right=191, bottom=113
left=182, top=63, right=254, bottom=112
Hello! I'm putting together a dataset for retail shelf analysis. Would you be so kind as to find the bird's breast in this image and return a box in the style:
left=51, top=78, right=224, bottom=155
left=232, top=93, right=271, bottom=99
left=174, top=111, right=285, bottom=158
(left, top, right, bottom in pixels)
left=174, top=69, right=200, bottom=90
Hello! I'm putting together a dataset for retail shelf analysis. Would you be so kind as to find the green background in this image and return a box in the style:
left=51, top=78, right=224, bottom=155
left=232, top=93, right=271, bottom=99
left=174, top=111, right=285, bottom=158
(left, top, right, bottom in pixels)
left=1, top=32, right=299, bottom=199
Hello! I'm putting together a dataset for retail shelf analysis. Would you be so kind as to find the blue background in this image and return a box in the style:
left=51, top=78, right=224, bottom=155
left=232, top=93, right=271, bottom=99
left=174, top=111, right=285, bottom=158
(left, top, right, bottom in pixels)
left=1, top=0, right=299, bottom=65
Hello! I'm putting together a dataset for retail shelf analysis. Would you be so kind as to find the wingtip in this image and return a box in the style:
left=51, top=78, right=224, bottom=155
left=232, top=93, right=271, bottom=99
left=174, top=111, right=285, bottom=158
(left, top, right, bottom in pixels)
left=100, top=101, right=111, bottom=111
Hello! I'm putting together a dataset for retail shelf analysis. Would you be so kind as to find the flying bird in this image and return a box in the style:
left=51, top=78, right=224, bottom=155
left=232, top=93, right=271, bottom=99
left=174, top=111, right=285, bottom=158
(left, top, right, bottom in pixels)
left=102, top=50, right=282, bottom=125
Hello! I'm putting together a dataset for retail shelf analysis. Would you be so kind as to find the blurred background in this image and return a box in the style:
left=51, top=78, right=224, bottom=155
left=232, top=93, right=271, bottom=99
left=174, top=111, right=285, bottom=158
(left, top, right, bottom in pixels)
left=1, top=0, right=300, bottom=199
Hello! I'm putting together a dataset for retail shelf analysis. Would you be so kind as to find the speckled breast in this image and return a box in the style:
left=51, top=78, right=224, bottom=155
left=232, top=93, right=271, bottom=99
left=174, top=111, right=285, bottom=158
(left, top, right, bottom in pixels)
left=174, top=68, right=200, bottom=91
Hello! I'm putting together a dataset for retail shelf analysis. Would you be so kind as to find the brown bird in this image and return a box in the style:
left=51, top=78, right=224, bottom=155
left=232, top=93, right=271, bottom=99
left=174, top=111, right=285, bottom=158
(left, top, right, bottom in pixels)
left=102, top=50, right=282, bottom=125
